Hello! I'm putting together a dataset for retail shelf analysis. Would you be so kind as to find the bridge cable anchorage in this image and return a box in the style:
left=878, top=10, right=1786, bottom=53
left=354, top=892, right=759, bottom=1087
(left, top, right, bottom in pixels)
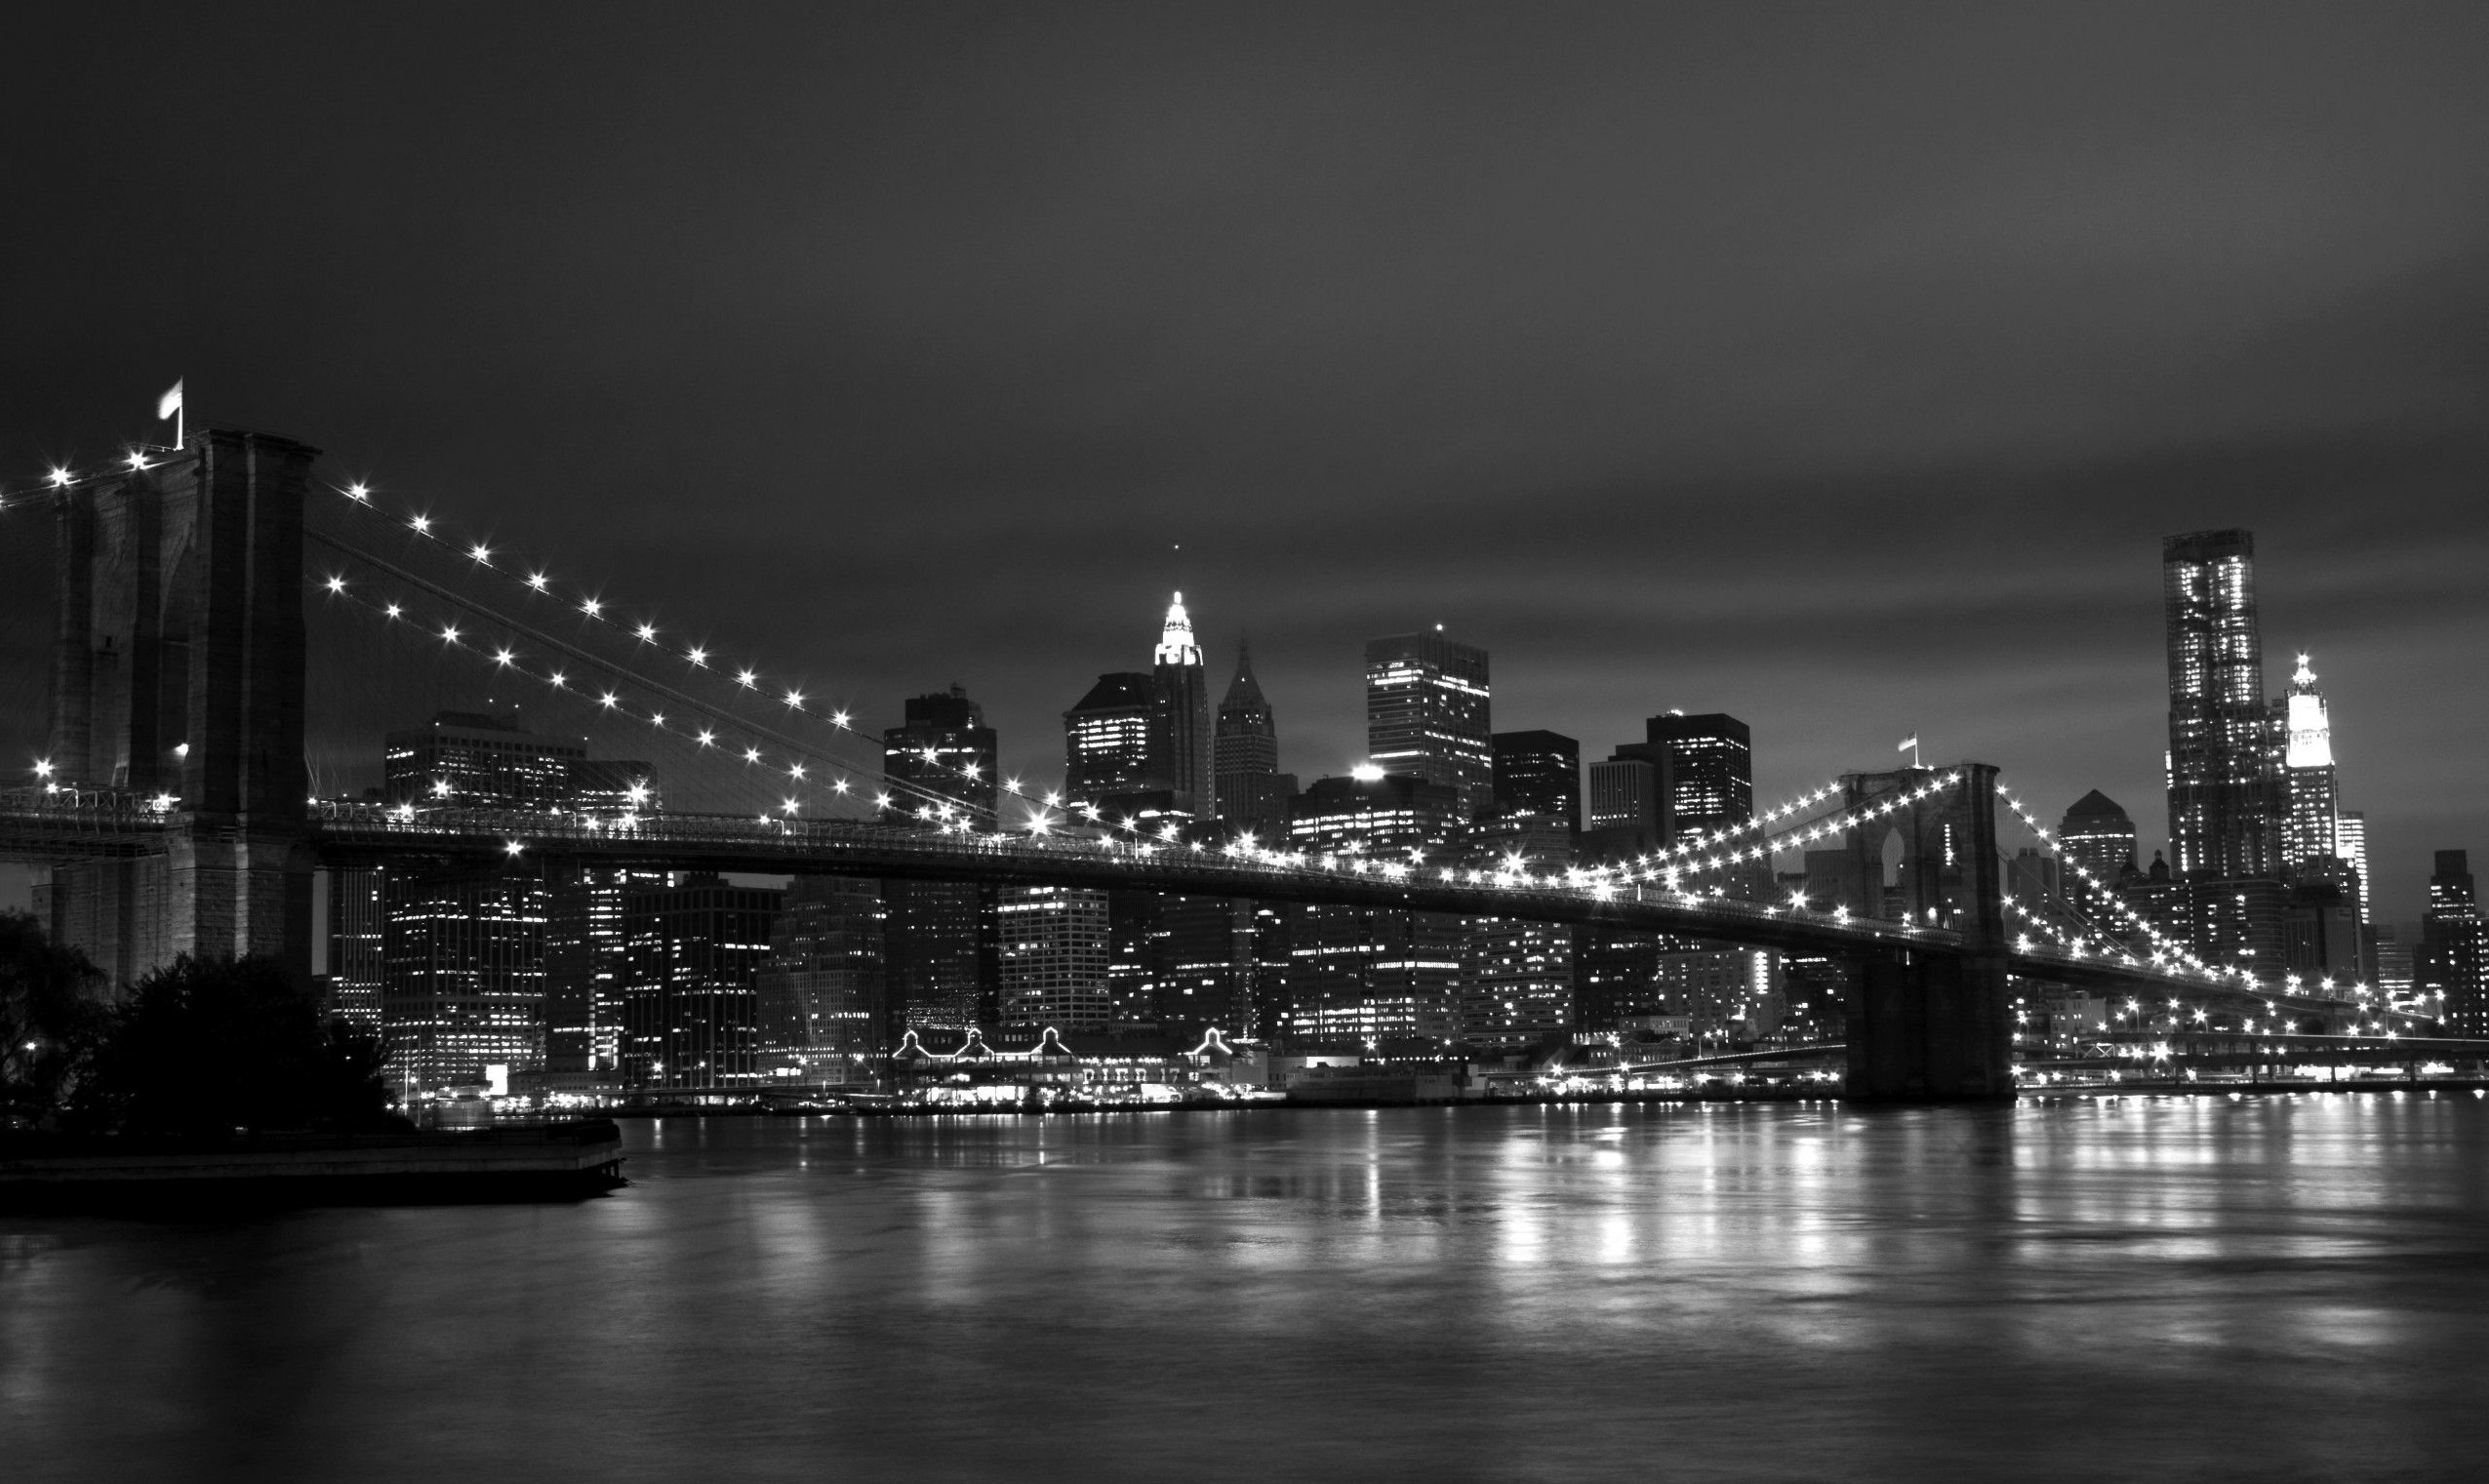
left=311, top=485, right=1104, bottom=833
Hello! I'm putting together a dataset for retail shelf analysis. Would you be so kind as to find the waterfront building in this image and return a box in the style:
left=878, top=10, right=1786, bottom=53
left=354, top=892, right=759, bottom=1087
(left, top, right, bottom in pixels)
left=884, top=686, right=1001, bottom=1033
left=1213, top=644, right=1293, bottom=837
left=542, top=862, right=668, bottom=1088
left=1490, top=730, right=1580, bottom=828
left=622, top=872, right=783, bottom=1093
left=1460, top=810, right=1575, bottom=1053
left=2057, top=790, right=2137, bottom=920
left=755, top=875, right=886, bottom=1086
left=373, top=710, right=636, bottom=1092
left=1283, top=772, right=1465, bottom=1045
left=2421, top=851, right=2487, bottom=1035
left=1150, top=894, right=1285, bottom=1041
left=1364, top=629, right=1493, bottom=822
left=325, top=868, right=384, bottom=1033
left=1153, top=594, right=1215, bottom=819
left=997, top=885, right=1112, bottom=1033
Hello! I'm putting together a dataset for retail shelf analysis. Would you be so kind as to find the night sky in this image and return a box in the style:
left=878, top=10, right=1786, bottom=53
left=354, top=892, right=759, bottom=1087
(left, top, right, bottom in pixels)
left=3, top=4, right=2485, bottom=919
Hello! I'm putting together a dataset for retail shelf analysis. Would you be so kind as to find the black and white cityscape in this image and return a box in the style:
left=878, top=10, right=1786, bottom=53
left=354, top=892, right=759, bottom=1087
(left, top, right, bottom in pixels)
left=4, top=8, right=2488, bottom=1482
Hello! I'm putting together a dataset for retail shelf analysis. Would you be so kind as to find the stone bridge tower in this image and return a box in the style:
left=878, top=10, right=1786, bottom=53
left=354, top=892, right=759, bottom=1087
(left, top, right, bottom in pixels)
left=1827, top=763, right=2012, bottom=1101
left=36, top=429, right=317, bottom=986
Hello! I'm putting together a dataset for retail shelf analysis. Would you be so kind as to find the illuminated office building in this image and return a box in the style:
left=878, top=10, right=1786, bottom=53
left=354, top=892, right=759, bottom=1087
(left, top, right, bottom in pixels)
left=2057, top=791, right=2137, bottom=919
left=2164, top=529, right=2286, bottom=977
left=1460, top=810, right=1574, bottom=1052
left=998, top=885, right=1112, bottom=1033
left=2163, top=530, right=2281, bottom=880
left=2277, top=654, right=2343, bottom=873
left=877, top=687, right=1000, bottom=1034
left=883, top=685, right=999, bottom=825
left=1365, top=629, right=1493, bottom=821
left=2422, top=852, right=2487, bottom=1035
left=373, top=710, right=633, bottom=1092
left=1490, top=730, right=1580, bottom=828
left=1153, top=593, right=1215, bottom=818
left=1064, top=672, right=1159, bottom=814
left=622, top=873, right=783, bottom=1092
left=1283, top=773, right=1464, bottom=1045
left=755, top=875, right=886, bottom=1086
left=1215, top=645, right=1294, bottom=837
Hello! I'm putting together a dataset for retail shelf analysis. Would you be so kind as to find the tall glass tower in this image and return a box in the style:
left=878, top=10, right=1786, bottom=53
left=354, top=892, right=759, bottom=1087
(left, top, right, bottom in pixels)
left=1152, top=593, right=1214, bottom=818
left=2163, top=530, right=2280, bottom=881
left=1365, top=628, right=1493, bottom=821
left=2278, top=653, right=2342, bottom=873
left=1214, top=643, right=1288, bottom=835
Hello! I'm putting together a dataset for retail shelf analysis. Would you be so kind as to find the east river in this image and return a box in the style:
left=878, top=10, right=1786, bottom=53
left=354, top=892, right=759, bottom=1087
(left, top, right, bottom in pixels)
left=7, top=1097, right=2489, bottom=1482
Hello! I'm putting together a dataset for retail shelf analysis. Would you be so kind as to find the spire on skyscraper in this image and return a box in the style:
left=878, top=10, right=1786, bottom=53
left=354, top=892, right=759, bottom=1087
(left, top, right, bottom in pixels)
left=1222, top=640, right=1265, bottom=708
left=1154, top=591, right=1202, bottom=667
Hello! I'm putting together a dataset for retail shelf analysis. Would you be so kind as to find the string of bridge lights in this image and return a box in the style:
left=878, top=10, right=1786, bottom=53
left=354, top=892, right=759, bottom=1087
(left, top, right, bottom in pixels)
left=310, top=489, right=1039, bottom=826
left=1989, top=782, right=2227, bottom=980
left=1629, top=774, right=1966, bottom=886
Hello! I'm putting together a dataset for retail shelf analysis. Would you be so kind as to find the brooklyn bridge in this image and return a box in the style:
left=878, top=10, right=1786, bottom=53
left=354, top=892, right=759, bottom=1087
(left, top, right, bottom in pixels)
left=0, top=429, right=2427, bottom=1101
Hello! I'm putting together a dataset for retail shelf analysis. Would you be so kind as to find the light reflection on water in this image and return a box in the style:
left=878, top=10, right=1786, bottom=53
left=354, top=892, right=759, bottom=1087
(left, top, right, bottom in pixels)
left=6, top=1096, right=2488, bottom=1482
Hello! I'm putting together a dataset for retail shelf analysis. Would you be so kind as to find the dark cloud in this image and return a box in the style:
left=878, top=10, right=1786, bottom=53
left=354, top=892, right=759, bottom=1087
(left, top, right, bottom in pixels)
left=3, top=2, right=2486, bottom=914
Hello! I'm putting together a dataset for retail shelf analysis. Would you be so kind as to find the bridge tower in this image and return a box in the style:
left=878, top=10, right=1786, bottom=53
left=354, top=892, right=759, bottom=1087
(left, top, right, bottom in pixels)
left=1833, top=762, right=2013, bottom=1102
left=36, top=430, right=318, bottom=987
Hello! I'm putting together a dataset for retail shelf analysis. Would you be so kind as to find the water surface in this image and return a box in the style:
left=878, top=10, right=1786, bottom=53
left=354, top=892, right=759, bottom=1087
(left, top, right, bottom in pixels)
left=7, top=1096, right=2487, bottom=1482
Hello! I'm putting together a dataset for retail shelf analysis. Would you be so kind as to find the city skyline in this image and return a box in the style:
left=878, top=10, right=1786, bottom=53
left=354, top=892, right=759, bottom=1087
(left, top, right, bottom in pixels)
left=3, top=8, right=2486, bottom=926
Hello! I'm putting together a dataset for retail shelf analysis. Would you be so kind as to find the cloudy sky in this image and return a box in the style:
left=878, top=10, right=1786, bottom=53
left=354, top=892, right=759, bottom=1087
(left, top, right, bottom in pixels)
left=3, top=3, right=2485, bottom=915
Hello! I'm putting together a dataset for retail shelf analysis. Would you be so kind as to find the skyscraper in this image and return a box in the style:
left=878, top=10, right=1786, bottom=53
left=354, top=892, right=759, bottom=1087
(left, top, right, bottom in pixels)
left=2278, top=653, right=2342, bottom=874
left=1064, top=672, right=1159, bottom=814
left=2337, top=810, right=2371, bottom=926
left=622, top=873, right=783, bottom=1092
left=1490, top=730, right=1580, bottom=828
left=883, top=686, right=1000, bottom=1033
left=2421, top=851, right=2487, bottom=1034
left=755, top=875, right=886, bottom=1086
left=375, top=710, right=596, bottom=1091
left=2057, top=790, right=2137, bottom=920
left=2163, top=530, right=2280, bottom=881
left=882, top=685, right=999, bottom=825
left=1153, top=593, right=1215, bottom=818
left=1583, top=754, right=1660, bottom=858
left=1283, top=772, right=1465, bottom=1044
left=1461, top=809, right=1574, bottom=1053
left=997, top=885, right=1112, bottom=1033
left=1634, top=712, right=1754, bottom=844
left=1214, top=644, right=1292, bottom=836
left=1365, top=629, right=1493, bottom=821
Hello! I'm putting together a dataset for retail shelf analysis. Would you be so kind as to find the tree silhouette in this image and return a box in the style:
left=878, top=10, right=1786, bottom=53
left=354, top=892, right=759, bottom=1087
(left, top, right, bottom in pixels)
left=0, top=911, right=109, bottom=1129
left=72, top=955, right=402, bottom=1137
